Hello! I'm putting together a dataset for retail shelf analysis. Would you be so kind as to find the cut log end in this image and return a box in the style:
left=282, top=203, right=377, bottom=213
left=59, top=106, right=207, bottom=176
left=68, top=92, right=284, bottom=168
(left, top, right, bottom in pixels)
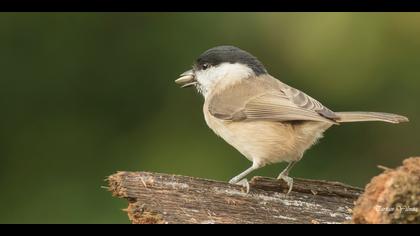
left=352, top=157, right=420, bottom=224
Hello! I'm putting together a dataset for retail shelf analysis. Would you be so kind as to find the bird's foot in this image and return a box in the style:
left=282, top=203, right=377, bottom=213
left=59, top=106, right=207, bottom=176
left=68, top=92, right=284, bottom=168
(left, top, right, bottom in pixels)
left=277, top=174, right=293, bottom=195
left=229, top=178, right=250, bottom=193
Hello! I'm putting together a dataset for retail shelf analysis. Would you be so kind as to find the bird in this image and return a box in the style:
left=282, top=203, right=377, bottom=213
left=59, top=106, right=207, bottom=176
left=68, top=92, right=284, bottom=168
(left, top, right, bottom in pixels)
left=175, top=45, right=409, bottom=194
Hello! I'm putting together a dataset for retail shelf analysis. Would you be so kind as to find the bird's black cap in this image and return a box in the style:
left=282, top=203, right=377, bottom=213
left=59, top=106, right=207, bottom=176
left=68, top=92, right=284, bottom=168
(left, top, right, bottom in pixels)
left=195, top=46, right=267, bottom=75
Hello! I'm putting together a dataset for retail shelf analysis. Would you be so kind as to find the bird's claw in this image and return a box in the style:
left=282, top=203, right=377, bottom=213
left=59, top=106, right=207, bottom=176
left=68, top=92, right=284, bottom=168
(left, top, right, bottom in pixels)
left=230, top=178, right=250, bottom=193
left=277, top=174, right=293, bottom=194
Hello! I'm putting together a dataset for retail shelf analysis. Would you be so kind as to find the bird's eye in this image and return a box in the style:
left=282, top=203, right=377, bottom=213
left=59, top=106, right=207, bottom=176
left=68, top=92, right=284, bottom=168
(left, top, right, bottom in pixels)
left=202, top=63, right=210, bottom=70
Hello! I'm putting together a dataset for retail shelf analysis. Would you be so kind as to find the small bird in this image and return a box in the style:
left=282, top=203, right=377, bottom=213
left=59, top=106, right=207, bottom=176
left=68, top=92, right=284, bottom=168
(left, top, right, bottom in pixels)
left=175, top=45, right=408, bottom=193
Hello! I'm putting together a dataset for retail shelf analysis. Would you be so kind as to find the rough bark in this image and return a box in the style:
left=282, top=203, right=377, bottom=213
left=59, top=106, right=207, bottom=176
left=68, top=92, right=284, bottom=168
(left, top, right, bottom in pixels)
left=108, top=172, right=362, bottom=224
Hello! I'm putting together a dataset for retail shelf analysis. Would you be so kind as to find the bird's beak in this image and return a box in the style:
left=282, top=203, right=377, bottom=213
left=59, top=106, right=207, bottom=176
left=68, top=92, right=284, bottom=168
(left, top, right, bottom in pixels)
left=175, top=70, right=197, bottom=88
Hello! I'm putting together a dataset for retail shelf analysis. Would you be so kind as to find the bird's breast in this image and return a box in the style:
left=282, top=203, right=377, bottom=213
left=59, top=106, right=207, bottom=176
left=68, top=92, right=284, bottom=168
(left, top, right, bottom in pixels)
left=203, top=102, right=318, bottom=166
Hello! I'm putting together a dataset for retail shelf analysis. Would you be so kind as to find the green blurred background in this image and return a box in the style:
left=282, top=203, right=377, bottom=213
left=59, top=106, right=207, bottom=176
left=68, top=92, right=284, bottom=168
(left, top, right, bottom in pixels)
left=0, top=13, right=418, bottom=223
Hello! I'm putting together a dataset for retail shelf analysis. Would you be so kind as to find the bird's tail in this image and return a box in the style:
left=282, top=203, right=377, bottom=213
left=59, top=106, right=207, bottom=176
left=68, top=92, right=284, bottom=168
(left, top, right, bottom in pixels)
left=335, top=112, right=409, bottom=124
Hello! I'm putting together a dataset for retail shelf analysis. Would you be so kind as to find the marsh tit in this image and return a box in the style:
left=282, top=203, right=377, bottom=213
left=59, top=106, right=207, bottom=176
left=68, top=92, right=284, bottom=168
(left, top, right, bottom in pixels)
left=175, top=45, right=408, bottom=193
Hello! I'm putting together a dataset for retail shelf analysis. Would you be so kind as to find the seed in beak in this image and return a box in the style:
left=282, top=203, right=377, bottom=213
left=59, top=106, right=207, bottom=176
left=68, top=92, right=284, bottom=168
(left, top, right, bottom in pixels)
left=175, top=75, right=194, bottom=85
left=175, top=70, right=196, bottom=88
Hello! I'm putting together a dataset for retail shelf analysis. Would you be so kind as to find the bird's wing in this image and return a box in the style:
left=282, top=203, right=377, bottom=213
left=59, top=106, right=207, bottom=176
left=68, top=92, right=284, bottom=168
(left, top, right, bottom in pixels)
left=208, top=75, right=339, bottom=123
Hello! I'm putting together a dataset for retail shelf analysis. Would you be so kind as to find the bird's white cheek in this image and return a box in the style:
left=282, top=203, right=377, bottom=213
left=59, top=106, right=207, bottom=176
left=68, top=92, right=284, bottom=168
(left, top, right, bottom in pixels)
left=195, top=69, right=225, bottom=96
left=195, top=63, right=255, bottom=97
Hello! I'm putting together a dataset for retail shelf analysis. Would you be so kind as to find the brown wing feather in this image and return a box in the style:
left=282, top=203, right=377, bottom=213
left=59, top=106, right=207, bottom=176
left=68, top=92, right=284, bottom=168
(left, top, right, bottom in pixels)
left=280, top=81, right=339, bottom=120
left=208, top=75, right=338, bottom=123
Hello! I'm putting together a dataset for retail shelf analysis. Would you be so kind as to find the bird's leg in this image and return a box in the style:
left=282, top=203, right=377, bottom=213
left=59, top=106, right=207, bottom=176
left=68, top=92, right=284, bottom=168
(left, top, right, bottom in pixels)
left=229, top=163, right=260, bottom=193
left=229, top=165, right=256, bottom=184
left=277, top=161, right=297, bottom=194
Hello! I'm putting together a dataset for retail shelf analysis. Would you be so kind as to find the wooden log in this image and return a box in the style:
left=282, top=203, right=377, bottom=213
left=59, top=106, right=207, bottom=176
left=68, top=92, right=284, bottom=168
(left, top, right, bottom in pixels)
left=107, top=172, right=363, bottom=224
